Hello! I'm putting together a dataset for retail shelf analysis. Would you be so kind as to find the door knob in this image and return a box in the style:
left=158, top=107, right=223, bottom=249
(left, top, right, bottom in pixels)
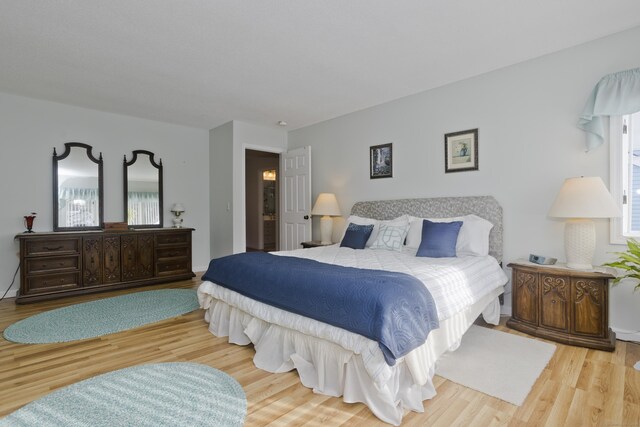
left=304, top=215, right=309, bottom=220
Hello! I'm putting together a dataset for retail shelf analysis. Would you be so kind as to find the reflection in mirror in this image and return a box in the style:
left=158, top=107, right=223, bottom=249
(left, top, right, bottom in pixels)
left=124, top=150, right=163, bottom=228
left=53, top=143, right=104, bottom=231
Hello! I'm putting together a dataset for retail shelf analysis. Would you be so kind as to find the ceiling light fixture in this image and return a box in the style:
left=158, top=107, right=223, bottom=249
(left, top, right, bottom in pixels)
left=277, top=121, right=287, bottom=127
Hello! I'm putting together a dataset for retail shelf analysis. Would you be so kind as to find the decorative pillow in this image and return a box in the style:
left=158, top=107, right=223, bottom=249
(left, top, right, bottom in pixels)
left=341, top=215, right=379, bottom=247
left=340, top=223, right=375, bottom=250
left=406, top=214, right=493, bottom=256
left=341, top=214, right=409, bottom=247
left=416, top=220, right=463, bottom=258
left=370, top=221, right=410, bottom=252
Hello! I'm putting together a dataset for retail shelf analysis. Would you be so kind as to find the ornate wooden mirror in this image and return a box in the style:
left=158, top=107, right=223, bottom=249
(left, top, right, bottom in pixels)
left=53, top=142, right=104, bottom=231
left=124, top=150, right=163, bottom=228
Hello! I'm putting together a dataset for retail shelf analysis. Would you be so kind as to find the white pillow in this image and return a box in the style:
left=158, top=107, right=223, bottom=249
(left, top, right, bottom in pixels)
left=405, top=214, right=493, bottom=256
left=370, top=219, right=410, bottom=252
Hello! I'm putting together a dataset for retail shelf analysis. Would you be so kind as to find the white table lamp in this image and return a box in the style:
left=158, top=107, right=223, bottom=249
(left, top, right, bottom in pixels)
left=171, top=203, right=185, bottom=228
left=548, top=176, right=620, bottom=269
left=311, top=193, right=341, bottom=244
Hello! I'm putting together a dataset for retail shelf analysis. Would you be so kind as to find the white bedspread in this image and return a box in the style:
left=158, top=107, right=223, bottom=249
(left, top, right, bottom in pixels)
left=197, top=247, right=508, bottom=425
left=273, top=245, right=508, bottom=322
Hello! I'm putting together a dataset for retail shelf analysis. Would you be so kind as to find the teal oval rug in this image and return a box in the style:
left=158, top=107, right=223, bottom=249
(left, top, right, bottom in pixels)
left=3, top=289, right=199, bottom=344
left=0, top=362, right=246, bottom=427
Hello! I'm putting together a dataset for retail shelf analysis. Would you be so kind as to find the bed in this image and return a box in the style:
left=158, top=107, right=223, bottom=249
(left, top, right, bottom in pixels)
left=197, top=196, right=508, bottom=425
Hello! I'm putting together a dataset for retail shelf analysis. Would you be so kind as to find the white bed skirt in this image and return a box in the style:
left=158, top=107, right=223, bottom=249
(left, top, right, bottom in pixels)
left=200, top=285, right=502, bottom=425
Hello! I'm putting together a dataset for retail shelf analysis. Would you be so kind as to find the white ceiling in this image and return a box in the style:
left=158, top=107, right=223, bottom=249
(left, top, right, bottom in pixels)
left=1, top=1, right=640, bottom=131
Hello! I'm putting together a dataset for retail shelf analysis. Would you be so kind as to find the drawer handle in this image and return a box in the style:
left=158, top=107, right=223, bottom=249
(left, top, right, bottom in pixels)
left=90, top=256, right=95, bottom=264
left=43, top=246, right=63, bottom=251
left=110, top=255, right=114, bottom=262
left=551, top=299, right=556, bottom=304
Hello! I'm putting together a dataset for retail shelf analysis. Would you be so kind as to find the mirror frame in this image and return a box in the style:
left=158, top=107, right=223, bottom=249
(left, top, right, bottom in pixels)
left=53, top=142, right=104, bottom=231
left=123, top=150, right=163, bottom=229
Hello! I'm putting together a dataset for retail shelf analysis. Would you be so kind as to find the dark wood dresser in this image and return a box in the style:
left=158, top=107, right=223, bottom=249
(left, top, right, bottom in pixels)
left=15, top=228, right=195, bottom=303
left=506, top=261, right=615, bottom=351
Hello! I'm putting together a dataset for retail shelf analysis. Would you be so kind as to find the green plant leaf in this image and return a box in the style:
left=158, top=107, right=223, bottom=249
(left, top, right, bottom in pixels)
left=603, top=239, right=640, bottom=288
left=615, top=252, right=640, bottom=266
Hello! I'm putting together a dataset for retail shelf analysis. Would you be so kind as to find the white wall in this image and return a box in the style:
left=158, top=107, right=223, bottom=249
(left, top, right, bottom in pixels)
left=210, top=122, right=234, bottom=259
left=288, top=27, right=640, bottom=338
left=0, top=92, right=210, bottom=298
left=232, top=121, right=287, bottom=254
left=210, top=120, right=287, bottom=256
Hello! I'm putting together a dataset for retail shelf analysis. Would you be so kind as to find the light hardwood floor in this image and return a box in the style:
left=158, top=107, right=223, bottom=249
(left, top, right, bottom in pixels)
left=1, top=278, right=639, bottom=426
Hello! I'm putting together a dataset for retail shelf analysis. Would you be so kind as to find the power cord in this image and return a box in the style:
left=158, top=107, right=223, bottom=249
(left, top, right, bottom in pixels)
left=0, top=262, right=20, bottom=302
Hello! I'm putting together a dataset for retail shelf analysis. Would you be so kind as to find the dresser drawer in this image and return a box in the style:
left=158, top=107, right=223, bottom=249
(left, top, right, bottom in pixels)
left=25, top=256, right=79, bottom=274
left=25, top=272, right=81, bottom=294
left=26, top=238, right=80, bottom=256
left=156, top=233, right=190, bottom=246
left=156, top=260, right=190, bottom=276
left=156, top=246, right=189, bottom=260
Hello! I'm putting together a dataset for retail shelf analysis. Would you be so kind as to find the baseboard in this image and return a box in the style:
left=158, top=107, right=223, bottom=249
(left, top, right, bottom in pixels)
left=612, top=327, right=640, bottom=343
left=1, top=289, right=17, bottom=299
left=500, top=306, right=512, bottom=317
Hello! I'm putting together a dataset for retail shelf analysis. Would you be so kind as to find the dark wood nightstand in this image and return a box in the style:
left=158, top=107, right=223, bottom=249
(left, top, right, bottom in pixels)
left=507, top=261, right=615, bottom=351
left=300, top=240, right=333, bottom=249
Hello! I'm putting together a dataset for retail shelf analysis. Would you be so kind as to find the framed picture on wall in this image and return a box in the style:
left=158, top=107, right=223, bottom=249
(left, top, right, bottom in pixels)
left=370, top=143, right=393, bottom=179
left=444, top=128, right=478, bottom=173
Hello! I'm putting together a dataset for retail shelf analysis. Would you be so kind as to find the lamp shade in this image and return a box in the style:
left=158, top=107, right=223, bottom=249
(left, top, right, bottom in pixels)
left=548, top=176, right=620, bottom=219
left=311, top=193, right=341, bottom=216
left=171, top=203, right=185, bottom=213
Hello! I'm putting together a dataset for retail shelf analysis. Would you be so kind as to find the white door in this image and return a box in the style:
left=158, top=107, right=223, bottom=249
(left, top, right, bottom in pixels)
left=280, top=146, right=311, bottom=250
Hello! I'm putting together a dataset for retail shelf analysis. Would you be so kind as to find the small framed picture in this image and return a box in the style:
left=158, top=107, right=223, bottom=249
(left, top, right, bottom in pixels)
left=370, top=143, right=393, bottom=179
left=444, top=128, right=478, bottom=173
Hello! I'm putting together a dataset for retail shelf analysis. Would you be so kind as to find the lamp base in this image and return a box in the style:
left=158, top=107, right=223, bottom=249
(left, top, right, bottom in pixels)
left=319, top=216, right=333, bottom=245
left=564, top=219, right=595, bottom=270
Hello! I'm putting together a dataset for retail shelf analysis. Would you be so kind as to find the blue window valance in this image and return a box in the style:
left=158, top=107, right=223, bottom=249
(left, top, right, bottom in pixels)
left=578, top=67, right=640, bottom=151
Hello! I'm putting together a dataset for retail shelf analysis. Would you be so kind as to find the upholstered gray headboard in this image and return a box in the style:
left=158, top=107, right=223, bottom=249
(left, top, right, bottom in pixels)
left=350, top=196, right=503, bottom=263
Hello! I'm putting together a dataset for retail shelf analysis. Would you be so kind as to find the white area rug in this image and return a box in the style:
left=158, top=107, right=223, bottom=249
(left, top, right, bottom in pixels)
left=435, top=325, right=556, bottom=406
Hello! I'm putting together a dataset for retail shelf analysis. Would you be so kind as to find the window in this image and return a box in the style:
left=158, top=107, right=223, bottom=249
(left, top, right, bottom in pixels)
left=610, top=111, right=640, bottom=243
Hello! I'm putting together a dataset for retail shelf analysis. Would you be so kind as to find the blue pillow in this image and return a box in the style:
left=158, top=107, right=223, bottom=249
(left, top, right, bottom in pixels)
left=340, top=223, right=375, bottom=249
left=416, top=220, right=463, bottom=258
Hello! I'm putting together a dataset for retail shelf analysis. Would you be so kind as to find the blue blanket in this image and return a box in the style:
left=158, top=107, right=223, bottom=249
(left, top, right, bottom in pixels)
left=202, top=252, right=439, bottom=365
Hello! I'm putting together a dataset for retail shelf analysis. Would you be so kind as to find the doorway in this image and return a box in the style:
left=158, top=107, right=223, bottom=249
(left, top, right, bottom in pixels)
left=245, top=149, right=280, bottom=252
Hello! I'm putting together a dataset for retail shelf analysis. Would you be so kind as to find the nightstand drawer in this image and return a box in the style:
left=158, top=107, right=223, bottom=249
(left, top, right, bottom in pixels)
left=507, top=261, right=615, bottom=351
